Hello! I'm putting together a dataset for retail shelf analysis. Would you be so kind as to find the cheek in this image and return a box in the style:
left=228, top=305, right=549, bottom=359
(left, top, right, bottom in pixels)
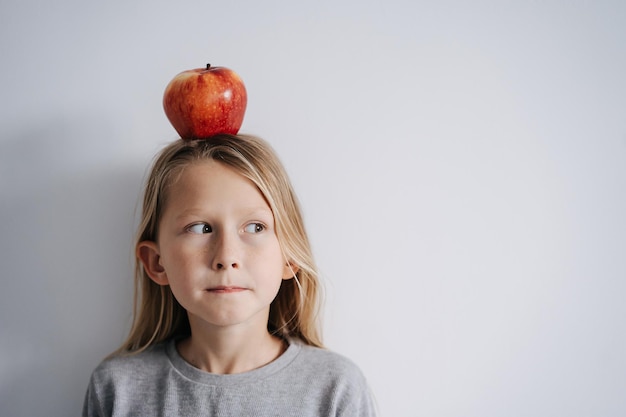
left=255, top=249, right=288, bottom=284
left=161, top=242, right=207, bottom=276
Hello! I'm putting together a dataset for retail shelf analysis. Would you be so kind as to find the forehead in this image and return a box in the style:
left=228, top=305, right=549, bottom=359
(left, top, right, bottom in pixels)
left=163, top=160, right=272, bottom=213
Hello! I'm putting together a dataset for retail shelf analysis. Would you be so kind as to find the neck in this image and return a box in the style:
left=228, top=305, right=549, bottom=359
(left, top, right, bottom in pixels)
left=177, top=319, right=286, bottom=375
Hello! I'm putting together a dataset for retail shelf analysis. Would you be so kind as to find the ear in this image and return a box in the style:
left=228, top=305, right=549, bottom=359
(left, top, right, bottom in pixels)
left=282, top=261, right=299, bottom=280
left=137, top=241, right=169, bottom=286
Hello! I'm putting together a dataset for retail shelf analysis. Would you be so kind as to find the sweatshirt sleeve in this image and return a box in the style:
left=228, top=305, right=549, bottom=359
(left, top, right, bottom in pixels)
left=338, top=374, right=378, bottom=417
left=82, top=374, right=105, bottom=417
left=323, top=354, right=377, bottom=417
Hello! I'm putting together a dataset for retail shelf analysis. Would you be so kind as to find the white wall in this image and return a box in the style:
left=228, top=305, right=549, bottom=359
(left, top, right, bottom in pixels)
left=1, top=1, right=625, bottom=416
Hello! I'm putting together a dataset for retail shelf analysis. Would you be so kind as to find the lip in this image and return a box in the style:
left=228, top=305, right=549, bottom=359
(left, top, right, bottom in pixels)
left=206, top=286, right=247, bottom=294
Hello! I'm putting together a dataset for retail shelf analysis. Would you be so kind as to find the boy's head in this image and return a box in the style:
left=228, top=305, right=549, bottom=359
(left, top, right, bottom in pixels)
left=128, top=135, right=322, bottom=351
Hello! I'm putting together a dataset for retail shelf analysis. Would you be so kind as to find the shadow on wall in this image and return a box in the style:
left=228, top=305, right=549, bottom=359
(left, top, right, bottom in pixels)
left=0, top=117, right=145, bottom=416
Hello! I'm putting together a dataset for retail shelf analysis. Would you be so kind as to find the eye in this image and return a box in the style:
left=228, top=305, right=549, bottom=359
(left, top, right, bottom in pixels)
left=244, top=223, right=266, bottom=234
left=188, top=223, right=212, bottom=234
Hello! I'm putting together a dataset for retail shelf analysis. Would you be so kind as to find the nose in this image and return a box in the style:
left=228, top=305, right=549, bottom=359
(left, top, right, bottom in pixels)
left=211, top=231, right=240, bottom=271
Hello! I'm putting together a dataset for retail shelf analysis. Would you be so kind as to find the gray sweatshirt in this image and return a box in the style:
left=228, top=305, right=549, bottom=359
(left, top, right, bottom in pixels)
left=82, top=338, right=376, bottom=416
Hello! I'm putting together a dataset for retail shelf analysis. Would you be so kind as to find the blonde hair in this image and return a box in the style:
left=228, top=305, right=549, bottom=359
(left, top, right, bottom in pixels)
left=114, top=134, right=323, bottom=356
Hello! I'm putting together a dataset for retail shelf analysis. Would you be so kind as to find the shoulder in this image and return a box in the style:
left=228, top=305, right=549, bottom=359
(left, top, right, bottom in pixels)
left=88, top=341, right=171, bottom=389
left=83, top=342, right=174, bottom=417
left=287, top=342, right=377, bottom=416
left=295, top=343, right=367, bottom=382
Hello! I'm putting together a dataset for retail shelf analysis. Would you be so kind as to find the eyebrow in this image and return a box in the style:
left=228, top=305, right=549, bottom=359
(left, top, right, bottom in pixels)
left=174, top=207, right=274, bottom=221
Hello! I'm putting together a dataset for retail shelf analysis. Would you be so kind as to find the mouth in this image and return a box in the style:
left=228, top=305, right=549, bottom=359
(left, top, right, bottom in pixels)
left=206, top=286, right=247, bottom=294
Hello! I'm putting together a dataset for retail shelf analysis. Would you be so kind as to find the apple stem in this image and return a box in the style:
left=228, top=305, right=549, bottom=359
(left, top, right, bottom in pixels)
left=206, top=63, right=211, bottom=70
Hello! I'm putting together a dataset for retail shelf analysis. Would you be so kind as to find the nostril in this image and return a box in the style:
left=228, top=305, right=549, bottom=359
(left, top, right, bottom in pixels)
left=214, top=261, right=238, bottom=270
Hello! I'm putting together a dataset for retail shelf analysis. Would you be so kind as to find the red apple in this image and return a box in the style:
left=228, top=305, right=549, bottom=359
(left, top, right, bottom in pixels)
left=163, top=64, right=247, bottom=139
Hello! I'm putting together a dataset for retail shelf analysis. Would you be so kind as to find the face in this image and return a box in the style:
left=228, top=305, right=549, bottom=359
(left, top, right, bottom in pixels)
left=138, top=160, right=294, bottom=332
